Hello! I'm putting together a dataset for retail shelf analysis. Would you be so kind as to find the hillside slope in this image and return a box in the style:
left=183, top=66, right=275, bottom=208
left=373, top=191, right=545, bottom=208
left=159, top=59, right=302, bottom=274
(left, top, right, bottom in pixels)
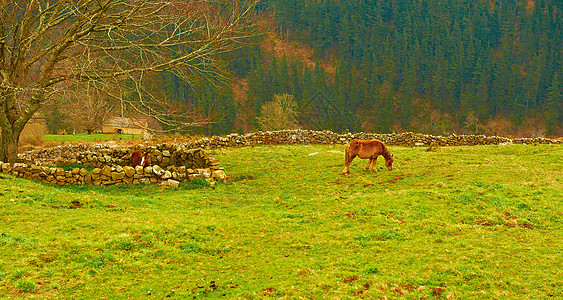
left=233, top=0, right=561, bottom=137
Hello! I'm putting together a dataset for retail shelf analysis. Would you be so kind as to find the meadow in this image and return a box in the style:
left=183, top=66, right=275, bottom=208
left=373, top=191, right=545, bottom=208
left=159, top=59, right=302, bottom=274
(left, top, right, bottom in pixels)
left=0, top=142, right=561, bottom=299
left=42, top=133, right=143, bottom=143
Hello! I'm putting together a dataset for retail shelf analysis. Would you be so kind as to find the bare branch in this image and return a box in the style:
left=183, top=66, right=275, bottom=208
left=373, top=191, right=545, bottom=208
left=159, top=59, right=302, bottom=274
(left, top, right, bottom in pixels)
left=0, top=0, right=261, bottom=162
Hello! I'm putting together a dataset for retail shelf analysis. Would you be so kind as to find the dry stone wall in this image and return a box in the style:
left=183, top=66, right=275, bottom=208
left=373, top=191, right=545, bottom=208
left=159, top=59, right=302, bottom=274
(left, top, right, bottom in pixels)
left=177, top=130, right=560, bottom=149
left=2, top=130, right=559, bottom=187
left=0, top=161, right=226, bottom=188
left=18, top=144, right=217, bottom=169
left=6, top=143, right=226, bottom=187
left=0, top=162, right=226, bottom=187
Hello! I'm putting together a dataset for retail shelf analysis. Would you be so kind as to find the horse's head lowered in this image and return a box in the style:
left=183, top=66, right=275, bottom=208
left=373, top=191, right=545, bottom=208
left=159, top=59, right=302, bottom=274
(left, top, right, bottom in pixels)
left=385, top=154, right=394, bottom=171
left=131, top=150, right=150, bottom=168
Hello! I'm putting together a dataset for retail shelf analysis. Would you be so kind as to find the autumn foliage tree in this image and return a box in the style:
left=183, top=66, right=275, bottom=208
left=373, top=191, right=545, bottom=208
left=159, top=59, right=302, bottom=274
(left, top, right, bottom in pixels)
left=257, top=93, right=300, bottom=131
left=0, top=0, right=259, bottom=163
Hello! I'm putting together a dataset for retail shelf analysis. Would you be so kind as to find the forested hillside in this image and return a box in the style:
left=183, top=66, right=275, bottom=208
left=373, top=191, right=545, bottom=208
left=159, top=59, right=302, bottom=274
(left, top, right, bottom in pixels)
left=233, top=0, right=560, bottom=136
left=47, top=0, right=558, bottom=137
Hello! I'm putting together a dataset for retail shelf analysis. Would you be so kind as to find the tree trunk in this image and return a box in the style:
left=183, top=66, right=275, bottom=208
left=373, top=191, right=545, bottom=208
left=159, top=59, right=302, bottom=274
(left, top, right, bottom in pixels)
left=0, top=130, right=20, bottom=164
left=0, top=87, right=41, bottom=164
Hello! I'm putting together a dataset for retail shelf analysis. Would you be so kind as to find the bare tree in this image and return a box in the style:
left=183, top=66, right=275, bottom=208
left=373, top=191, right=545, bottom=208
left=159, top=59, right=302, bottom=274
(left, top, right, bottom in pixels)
left=258, top=93, right=300, bottom=131
left=62, top=85, right=116, bottom=134
left=0, top=0, right=259, bottom=163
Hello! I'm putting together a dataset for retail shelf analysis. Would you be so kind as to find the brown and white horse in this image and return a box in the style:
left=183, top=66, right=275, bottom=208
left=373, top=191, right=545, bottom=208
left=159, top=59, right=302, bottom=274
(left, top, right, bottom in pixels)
left=342, top=139, right=394, bottom=175
left=131, top=150, right=150, bottom=168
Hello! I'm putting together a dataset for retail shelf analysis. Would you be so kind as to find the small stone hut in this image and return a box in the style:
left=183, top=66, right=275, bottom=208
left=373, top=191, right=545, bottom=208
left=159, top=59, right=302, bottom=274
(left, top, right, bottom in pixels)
left=102, top=117, right=148, bottom=135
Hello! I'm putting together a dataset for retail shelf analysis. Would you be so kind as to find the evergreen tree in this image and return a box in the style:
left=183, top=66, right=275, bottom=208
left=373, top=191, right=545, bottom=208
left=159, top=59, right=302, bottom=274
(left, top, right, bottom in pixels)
left=545, top=74, right=561, bottom=135
left=398, top=57, right=417, bottom=129
left=237, top=0, right=561, bottom=134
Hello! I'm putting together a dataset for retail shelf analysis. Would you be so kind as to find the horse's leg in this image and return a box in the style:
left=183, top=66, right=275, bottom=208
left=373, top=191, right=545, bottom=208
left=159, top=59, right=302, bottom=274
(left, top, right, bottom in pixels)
left=342, top=147, right=349, bottom=174
left=371, top=156, right=378, bottom=172
left=343, top=152, right=355, bottom=174
left=365, top=158, right=372, bottom=171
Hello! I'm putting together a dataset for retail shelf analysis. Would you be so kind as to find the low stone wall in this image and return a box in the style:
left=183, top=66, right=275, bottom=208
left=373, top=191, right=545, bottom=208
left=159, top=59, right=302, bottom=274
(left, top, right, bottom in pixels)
left=0, top=161, right=226, bottom=187
left=178, top=130, right=560, bottom=149
left=18, top=144, right=217, bottom=169
left=9, top=143, right=225, bottom=187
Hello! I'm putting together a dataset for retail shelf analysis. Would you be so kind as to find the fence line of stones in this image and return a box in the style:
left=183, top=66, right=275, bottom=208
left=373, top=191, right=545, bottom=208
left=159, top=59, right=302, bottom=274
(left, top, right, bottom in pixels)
left=3, top=144, right=226, bottom=187
left=177, top=130, right=560, bottom=149
left=0, top=162, right=224, bottom=187
left=2, top=130, right=559, bottom=187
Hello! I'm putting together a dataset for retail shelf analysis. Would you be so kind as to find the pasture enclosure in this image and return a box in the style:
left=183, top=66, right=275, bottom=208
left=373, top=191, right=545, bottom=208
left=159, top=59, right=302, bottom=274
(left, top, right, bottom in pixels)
left=7, top=130, right=560, bottom=188
left=0, top=142, right=561, bottom=298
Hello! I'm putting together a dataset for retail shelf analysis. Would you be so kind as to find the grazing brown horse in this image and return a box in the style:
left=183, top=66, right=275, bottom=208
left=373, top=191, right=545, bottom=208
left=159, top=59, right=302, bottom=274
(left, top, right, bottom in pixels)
left=131, top=150, right=150, bottom=168
left=342, top=139, right=394, bottom=175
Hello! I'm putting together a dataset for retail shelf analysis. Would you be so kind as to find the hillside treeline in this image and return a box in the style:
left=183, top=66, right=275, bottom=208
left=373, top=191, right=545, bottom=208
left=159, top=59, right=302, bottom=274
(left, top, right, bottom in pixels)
left=239, top=0, right=561, bottom=135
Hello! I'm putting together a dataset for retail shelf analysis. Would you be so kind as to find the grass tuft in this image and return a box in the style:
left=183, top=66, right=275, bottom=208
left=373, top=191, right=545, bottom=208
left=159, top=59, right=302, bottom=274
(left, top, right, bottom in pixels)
left=16, top=279, right=37, bottom=293
left=181, top=243, right=201, bottom=254
left=180, top=178, right=212, bottom=190
left=51, top=164, right=95, bottom=172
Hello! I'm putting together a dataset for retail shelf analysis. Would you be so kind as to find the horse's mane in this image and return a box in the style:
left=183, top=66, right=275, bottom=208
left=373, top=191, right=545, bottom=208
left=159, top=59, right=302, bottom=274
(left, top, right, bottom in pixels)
left=382, top=144, right=392, bottom=160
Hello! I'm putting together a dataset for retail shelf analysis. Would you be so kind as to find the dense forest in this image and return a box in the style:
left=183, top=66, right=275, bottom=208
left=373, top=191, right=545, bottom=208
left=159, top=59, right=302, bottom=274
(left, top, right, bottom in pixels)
left=236, top=0, right=561, bottom=136
left=46, top=0, right=562, bottom=137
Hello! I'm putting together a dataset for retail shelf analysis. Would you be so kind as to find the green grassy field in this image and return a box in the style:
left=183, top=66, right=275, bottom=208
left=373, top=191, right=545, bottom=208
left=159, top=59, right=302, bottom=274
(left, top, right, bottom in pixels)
left=42, top=133, right=143, bottom=143
left=0, top=143, right=561, bottom=299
